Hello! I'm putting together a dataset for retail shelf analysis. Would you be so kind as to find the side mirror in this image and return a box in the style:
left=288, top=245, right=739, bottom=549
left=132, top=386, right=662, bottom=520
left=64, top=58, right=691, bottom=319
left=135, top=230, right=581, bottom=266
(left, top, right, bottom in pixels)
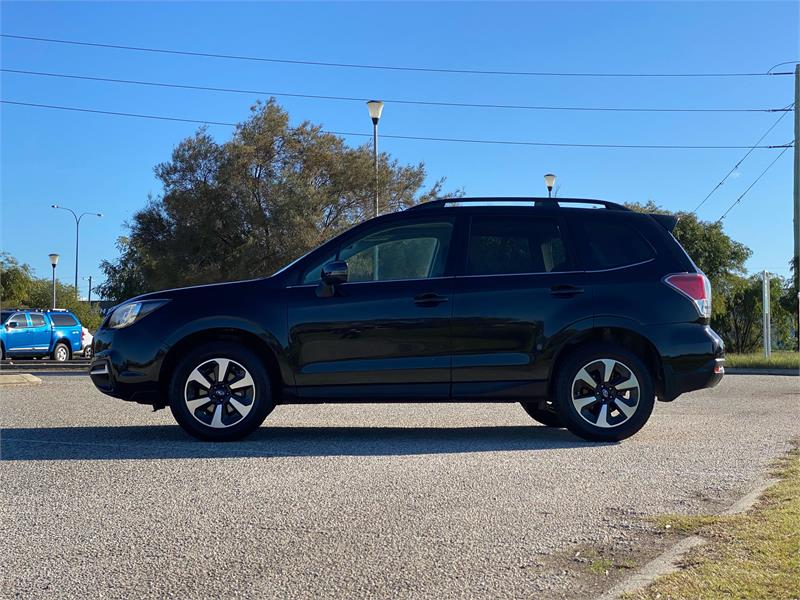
left=317, top=261, right=348, bottom=298
left=321, top=261, right=348, bottom=285
left=6, top=321, right=18, bottom=329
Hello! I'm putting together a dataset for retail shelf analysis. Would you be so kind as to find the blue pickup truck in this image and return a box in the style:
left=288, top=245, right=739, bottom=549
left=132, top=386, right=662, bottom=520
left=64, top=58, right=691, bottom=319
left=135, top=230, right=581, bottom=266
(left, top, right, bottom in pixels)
left=0, top=309, right=83, bottom=361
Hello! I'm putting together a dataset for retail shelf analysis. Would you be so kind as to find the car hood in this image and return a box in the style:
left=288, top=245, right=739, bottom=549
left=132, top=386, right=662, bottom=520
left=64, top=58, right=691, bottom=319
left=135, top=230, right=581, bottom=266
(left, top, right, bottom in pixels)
left=119, top=276, right=278, bottom=305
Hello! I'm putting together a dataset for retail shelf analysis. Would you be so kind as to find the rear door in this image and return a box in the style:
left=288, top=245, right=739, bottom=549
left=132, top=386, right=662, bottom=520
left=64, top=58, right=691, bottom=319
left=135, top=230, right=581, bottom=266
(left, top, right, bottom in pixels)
left=451, top=211, right=592, bottom=399
left=27, top=313, right=51, bottom=352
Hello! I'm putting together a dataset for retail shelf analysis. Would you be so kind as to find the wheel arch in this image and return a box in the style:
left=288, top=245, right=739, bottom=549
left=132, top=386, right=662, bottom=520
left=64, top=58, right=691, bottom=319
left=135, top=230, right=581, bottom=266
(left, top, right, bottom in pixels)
left=548, top=325, right=664, bottom=400
left=158, top=327, right=287, bottom=402
left=52, top=338, right=73, bottom=358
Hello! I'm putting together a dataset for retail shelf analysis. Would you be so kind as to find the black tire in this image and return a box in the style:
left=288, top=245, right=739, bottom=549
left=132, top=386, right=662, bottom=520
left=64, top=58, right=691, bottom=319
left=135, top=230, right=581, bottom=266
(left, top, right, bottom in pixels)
left=520, top=402, right=564, bottom=427
left=554, top=343, right=655, bottom=442
left=52, top=342, right=71, bottom=362
left=168, top=341, right=274, bottom=441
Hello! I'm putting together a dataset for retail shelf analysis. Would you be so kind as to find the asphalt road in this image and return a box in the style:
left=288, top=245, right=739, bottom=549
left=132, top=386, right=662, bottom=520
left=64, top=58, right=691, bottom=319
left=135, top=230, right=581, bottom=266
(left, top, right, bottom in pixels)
left=1, top=374, right=798, bottom=599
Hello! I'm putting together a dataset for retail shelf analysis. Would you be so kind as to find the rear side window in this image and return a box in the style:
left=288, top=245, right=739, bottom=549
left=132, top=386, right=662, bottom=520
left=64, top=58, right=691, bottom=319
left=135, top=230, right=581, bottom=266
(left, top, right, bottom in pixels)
left=50, top=313, right=78, bottom=327
left=579, top=219, right=655, bottom=270
left=29, top=313, right=46, bottom=327
left=467, top=216, right=570, bottom=276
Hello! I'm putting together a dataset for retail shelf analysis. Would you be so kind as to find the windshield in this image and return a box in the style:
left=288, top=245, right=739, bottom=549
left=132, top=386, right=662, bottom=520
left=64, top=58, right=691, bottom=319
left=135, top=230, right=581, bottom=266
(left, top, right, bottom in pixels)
left=1, top=311, right=13, bottom=324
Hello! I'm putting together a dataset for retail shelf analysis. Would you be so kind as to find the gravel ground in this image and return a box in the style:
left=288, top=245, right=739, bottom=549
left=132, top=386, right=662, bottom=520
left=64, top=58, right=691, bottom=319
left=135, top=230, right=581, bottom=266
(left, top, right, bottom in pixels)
left=1, top=374, right=798, bottom=599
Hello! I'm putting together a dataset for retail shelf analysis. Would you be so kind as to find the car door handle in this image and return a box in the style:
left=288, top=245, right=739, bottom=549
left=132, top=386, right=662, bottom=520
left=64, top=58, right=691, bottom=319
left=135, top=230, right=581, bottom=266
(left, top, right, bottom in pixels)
left=414, top=293, right=449, bottom=306
left=550, top=285, right=585, bottom=297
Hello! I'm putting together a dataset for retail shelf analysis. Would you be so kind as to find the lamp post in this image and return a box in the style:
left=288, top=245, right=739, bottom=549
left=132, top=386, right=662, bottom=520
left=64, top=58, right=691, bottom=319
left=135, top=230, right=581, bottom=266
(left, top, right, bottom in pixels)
left=51, top=205, right=102, bottom=298
left=366, top=100, right=384, bottom=218
left=48, top=253, right=60, bottom=309
left=544, top=173, right=557, bottom=198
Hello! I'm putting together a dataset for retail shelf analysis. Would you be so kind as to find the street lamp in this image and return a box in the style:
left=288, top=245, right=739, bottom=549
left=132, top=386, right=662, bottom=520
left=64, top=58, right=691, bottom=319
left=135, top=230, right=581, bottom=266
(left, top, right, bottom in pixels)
left=48, top=253, right=60, bottom=309
left=544, top=173, right=557, bottom=198
left=51, top=204, right=102, bottom=298
left=366, top=100, right=384, bottom=218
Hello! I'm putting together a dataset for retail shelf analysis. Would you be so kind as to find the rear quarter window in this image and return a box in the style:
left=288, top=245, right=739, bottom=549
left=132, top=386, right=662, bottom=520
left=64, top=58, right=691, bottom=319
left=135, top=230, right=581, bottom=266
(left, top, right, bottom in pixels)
left=576, top=218, right=655, bottom=270
left=50, top=314, right=78, bottom=327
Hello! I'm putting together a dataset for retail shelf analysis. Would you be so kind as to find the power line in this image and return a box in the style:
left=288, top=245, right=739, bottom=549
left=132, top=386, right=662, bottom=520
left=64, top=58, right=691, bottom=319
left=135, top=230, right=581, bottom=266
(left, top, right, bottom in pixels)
left=1, top=99, right=794, bottom=150
left=716, top=146, right=792, bottom=223
left=693, top=103, right=795, bottom=213
left=1, top=68, right=790, bottom=114
left=0, top=34, right=790, bottom=78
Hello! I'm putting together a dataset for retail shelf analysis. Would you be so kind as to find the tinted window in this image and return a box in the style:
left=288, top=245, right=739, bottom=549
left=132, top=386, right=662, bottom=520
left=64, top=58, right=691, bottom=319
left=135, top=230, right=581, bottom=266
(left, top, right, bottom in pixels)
left=300, top=220, right=454, bottom=284
left=29, top=313, right=46, bottom=327
left=6, top=313, right=28, bottom=328
left=467, top=217, right=570, bottom=276
left=581, top=219, right=655, bottom=269
left=50, top=313, right=78, bottom=327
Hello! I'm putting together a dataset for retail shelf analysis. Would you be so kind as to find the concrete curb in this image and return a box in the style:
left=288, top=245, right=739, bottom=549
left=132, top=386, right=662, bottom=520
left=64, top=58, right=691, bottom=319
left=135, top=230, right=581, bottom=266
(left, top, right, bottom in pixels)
left=0, top=373, right=43, bottom=385
left=726, top=367, right=798, bottom=376
left=596, top=477, right=777, bottom=600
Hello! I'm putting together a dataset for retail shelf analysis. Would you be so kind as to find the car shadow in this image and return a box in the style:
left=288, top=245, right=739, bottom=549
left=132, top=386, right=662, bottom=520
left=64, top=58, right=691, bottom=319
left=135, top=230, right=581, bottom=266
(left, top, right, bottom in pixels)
left=0, top=425, right=602, bottom=461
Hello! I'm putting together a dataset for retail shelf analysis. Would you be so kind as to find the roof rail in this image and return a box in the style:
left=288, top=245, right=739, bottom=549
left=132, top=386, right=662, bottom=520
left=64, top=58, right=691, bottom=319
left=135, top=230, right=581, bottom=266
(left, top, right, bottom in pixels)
left=1, top=308, right=69, bottom=312
left=408, top=197, right=629, bottom=211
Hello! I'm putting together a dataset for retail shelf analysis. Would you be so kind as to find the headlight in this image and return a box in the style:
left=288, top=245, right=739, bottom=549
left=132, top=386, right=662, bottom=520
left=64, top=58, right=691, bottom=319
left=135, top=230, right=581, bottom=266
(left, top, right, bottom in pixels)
left=107, top=300, right=168, bottom=329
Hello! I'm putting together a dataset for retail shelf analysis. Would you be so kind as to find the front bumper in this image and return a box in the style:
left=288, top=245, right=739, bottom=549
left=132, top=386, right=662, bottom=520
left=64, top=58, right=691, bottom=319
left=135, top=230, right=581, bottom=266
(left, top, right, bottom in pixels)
left=89, top=325, right=166, bottom=405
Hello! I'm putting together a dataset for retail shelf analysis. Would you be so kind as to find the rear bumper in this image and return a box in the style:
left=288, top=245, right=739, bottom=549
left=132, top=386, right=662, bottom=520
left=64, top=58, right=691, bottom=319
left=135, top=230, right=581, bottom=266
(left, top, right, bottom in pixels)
left=654, top=324, right=725, bottom=401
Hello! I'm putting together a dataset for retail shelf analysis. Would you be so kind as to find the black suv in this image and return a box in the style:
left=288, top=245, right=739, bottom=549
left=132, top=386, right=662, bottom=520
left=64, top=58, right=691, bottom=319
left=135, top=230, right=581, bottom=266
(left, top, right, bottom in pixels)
left=90, top=198, right=724, bottom=442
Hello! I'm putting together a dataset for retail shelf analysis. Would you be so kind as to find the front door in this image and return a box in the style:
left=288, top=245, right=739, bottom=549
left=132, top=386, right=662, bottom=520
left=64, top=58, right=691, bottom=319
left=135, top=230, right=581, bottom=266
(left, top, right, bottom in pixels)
left=4, top=313, right=31, bottom=353
left=287, top=217, right=455, bottom=401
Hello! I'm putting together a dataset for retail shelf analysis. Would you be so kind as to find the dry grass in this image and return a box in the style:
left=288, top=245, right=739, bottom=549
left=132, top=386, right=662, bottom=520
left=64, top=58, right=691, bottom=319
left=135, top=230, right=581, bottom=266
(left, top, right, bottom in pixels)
left=628, top=446, right=800, bottom=600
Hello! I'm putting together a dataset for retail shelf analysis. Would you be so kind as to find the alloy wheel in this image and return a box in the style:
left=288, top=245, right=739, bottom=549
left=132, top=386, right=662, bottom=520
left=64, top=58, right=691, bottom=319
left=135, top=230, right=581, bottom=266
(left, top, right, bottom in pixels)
left=570, top=358, right=640, bottom=429
left=55, top=346, right=68, bottom=361
left=183, top=358, right=256, bottom=429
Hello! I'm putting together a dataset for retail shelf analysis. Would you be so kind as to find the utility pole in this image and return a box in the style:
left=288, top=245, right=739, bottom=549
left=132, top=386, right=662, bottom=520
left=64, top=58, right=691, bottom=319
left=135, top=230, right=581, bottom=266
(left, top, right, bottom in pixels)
left=85, top=275, right=93, bottom=304
left=762, top=270, right=772, bottom=359
left=794, top=64, right=799, bottom=350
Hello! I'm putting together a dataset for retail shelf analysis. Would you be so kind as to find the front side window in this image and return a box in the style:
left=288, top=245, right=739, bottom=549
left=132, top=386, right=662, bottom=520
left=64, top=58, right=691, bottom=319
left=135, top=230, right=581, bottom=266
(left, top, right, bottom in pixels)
left=50, top=313, right=78, bottom=327
left=467, top=217, right=570, bottom=276
left=302, top=220, right=454, bottom=284
left=6, top=313, right=28, bottom=328
left=29, top=313, right=46, bottom=327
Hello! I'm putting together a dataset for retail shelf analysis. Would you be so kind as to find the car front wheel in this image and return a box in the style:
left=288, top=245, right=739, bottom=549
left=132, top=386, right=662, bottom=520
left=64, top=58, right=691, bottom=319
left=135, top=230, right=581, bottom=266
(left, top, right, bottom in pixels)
left=554, top=344, right=655, bottom=442
left=168, top=342, right=275, bottom=441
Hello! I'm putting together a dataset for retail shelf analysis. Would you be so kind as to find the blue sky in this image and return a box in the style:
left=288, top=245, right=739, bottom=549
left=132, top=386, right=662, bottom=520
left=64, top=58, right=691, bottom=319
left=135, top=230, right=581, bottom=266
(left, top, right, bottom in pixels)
left=1, top=1, right=797, bottom=298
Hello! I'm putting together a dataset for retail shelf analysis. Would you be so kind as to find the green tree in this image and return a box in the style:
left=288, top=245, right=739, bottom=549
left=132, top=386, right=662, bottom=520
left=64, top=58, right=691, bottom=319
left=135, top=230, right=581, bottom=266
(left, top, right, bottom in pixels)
left=625, top=201, right=751, bottom=319
left=0, top=252, right=33, bottom=308
left=99, top=99, right=455, bottom=301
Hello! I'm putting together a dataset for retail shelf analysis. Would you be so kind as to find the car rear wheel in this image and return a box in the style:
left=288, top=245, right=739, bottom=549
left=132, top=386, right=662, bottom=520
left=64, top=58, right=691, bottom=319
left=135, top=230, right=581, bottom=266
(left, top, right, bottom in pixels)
left=520, top=402, right=564, bottom=427
left=52, top=342, right=70, bottom=362
left=83, top=346, right=94, bottom=359
left=168, top=342, right=275, bottom=441
left=554, top=344, right=655, bottom=442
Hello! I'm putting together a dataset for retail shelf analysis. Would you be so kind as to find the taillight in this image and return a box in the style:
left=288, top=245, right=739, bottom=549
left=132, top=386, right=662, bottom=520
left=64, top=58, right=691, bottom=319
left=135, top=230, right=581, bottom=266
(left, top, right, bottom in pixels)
left=664, top=272, right=711, bottom=318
